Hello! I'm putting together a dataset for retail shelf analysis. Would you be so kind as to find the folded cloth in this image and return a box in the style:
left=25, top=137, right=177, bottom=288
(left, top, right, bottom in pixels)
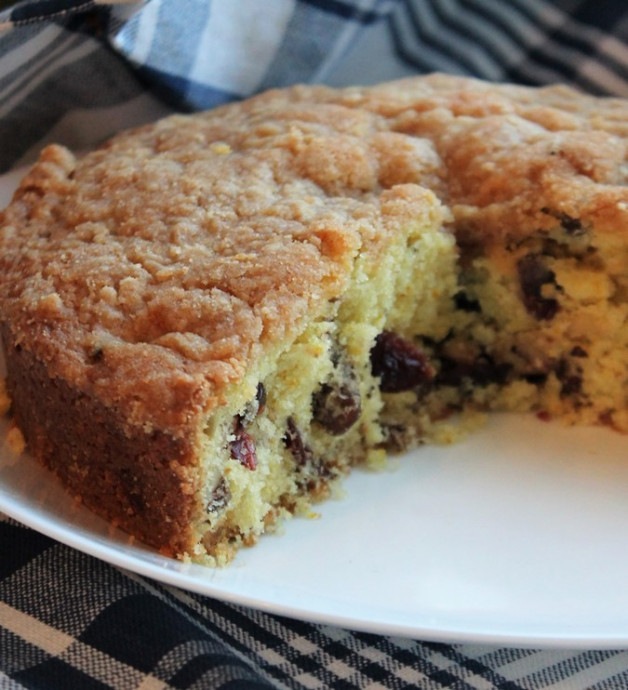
left=1, top=1, right=628, bottom=689
left=0, top=0, right=398, bottom=170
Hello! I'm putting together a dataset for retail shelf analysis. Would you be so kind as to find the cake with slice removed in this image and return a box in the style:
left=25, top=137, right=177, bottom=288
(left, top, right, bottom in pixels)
left=1, top=74, right=627, bottom=563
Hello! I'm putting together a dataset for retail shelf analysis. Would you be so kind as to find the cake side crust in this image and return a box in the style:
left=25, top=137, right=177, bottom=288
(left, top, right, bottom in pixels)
left=1, top=322, right=201, bottom=557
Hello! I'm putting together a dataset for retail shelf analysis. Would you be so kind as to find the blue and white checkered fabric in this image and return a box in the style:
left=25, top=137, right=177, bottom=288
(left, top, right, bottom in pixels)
left=2, top=1, right=628, bottom=688
left=0, top=0, right=399, bottom=170
left=390, top=0, right=628, bottom=96
left=1, top=0, right=628, bottom=171
left=111, top=0, right=398, bottom=108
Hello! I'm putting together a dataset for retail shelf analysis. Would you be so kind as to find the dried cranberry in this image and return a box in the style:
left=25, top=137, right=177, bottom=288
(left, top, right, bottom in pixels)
left=517, top=254, right=560, bottom=320
left=283, top=417, right=314, bottom=467
left=312, top=364, right=361, bottom=435
left=437, top=354, right=510, bottom=387
left=370, top=331, right=434, bottom=392
left=312, top=382, right=361, bottom=435
left=240, top=382, right=267, bottom=426
left=230, top=419, right=257, bottom=470
left=283, top=418, right=332, bottom=490
left=555, top=358, right=582, bottom=397
left=561, top=376, right=582, bottom=397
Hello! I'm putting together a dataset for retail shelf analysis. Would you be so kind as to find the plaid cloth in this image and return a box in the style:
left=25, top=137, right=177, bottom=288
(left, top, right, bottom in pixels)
left=2, top=1, right=628, bottom=688
left=0, top=0, right=397, bottom=171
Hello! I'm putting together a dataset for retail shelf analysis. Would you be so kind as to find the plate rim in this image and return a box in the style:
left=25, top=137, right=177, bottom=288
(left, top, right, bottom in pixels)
left=2, top=415, right=628, bottom=650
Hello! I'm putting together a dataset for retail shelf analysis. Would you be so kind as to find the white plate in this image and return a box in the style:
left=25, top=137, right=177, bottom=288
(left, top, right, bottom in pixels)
left=2, top=410, right=628, bottom=648
left=2, top=169, right=628, bottom=648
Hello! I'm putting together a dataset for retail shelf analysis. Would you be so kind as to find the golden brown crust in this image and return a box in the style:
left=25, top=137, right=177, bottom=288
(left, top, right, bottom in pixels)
left=284, top=74, right=628, bottom=248
left=1, top=322, right=198, bottom=556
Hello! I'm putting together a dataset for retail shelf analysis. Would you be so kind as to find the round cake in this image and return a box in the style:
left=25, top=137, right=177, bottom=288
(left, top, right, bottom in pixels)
left=1, top=74, right=627, bottom=563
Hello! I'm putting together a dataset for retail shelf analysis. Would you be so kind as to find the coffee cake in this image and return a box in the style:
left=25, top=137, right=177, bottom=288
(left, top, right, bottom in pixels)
left=1, top=74, right=627, bottom=562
